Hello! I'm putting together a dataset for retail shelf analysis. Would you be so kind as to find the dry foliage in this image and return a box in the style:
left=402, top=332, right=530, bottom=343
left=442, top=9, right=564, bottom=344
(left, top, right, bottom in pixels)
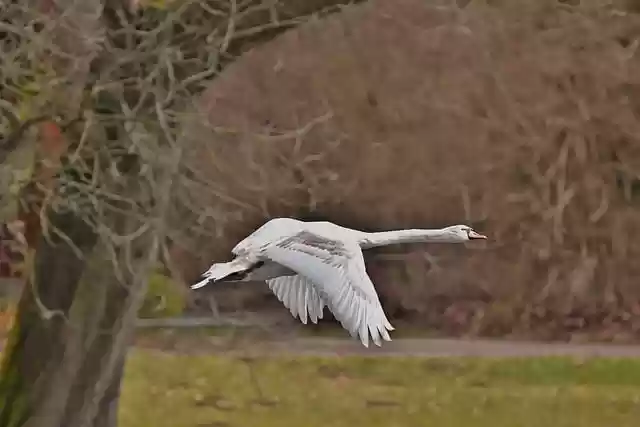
left=2, top=0, right=640, bottom=342
left=177, top=0, right=640, bottom=340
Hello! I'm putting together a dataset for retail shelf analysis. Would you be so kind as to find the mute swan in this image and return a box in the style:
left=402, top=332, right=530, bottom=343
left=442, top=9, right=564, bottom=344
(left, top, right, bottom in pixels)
left=191, top=217, right=487, bottom=347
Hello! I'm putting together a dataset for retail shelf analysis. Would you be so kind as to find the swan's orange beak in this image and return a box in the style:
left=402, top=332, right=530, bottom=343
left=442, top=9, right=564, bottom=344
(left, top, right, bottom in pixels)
left=468, top=230, right=487, bottom=240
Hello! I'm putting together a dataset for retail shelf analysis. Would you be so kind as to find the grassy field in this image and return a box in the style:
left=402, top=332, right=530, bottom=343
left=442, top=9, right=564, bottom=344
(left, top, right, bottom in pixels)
left=121, top=351, right=640, bottom=427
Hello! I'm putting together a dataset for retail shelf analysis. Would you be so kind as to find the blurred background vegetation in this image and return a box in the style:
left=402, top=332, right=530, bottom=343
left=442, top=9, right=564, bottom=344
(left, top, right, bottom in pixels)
left=2, top=0, right=640, bottom=424
left=2, top=0, right=640, bottom=341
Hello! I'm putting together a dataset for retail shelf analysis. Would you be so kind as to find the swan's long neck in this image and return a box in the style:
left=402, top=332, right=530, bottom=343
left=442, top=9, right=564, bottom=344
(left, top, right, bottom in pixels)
left=358, top=228, right=456, bottom=249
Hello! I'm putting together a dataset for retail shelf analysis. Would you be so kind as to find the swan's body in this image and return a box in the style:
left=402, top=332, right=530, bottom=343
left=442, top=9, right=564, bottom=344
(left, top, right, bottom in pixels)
left=192, top=218, right=486, bottom=347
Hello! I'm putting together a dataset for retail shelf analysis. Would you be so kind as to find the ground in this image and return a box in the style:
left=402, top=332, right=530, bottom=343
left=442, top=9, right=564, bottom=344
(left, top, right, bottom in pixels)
left=5, top=324, right=640, bottom=426
left=121, top=340, right=640, bottom=427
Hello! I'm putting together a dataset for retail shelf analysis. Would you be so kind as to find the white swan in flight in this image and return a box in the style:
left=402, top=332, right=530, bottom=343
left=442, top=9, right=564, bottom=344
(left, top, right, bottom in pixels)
left=191, top=218, right=487, bottom=347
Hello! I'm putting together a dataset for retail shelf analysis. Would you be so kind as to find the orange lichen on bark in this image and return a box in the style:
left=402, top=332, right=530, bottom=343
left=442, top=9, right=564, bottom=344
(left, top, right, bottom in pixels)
left=18, top=120, right=68, bottom=249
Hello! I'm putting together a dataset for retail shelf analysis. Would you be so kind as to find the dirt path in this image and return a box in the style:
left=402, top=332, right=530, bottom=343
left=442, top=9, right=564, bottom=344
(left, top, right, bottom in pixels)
left=4, top=329, right=640, bottom=358
left=134, top=334, right=640, bottom=358
left=5, top=313, right=640, bottom=358
left=133, top=315, right=640, bottom=358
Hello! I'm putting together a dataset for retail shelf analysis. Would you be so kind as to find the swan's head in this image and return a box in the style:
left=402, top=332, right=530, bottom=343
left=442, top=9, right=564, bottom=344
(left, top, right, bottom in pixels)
left=442, top=225, right=487, bottom=242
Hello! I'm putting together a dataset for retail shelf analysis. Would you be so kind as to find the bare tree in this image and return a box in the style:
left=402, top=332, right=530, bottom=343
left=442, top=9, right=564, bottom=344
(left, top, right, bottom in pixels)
left=0, top=0, right=367, bottom=426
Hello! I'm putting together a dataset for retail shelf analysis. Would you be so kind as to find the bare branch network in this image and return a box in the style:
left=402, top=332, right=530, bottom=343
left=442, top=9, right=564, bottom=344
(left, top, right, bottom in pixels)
left=0, top=0, right=370, bottom=342
left=0, top=0, right=357, bottom=250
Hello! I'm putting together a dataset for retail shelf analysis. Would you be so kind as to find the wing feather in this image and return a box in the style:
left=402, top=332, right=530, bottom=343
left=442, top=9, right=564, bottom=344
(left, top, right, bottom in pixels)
left=267, top=275, right=325, bottom=325
left=262, top=231, right=394, bottom=347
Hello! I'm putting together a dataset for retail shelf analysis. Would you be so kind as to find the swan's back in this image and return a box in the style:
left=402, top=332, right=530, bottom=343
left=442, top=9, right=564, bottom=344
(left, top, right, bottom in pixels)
left=232, top=218, right=365, bottom=256
left=305, top=221, right=366, bottom=242
left=232, top=218, right=304, bottom=255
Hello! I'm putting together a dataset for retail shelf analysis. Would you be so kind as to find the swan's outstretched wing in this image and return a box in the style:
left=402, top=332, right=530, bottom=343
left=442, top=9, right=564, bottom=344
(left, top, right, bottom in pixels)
left=263, top=231, right=394, bottom=347
left=266, top=275, right=326, bottom=324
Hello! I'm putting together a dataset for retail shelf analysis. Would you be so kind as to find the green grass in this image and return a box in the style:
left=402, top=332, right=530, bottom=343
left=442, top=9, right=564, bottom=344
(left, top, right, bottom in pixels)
left=120, top=352, right=640, bottom=427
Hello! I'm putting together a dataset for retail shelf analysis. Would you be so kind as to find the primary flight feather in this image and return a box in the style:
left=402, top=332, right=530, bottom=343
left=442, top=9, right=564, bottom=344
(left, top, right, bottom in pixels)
left=191, top=217, right=487, bottom=347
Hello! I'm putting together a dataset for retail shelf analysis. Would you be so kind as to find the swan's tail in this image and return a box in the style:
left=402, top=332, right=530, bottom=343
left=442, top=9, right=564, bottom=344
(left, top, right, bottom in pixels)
left=191, top=258, right=253, bottom=289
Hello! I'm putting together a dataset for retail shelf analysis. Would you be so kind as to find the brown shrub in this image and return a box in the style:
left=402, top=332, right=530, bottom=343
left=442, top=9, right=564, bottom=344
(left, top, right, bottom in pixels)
left=175, top=0, right=640, bottom=339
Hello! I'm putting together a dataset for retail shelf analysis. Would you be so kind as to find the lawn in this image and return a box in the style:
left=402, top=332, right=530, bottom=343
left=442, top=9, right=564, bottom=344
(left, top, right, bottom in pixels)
left=120, top=351, right=640, bottom=427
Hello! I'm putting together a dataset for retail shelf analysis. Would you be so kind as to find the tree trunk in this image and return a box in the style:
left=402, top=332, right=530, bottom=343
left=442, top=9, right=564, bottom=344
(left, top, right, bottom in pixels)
left=0, top=211, right=99, bottom=427
left=0, top=206, right=153, bottom=427
left=91, top=356, right=125, bottom=427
